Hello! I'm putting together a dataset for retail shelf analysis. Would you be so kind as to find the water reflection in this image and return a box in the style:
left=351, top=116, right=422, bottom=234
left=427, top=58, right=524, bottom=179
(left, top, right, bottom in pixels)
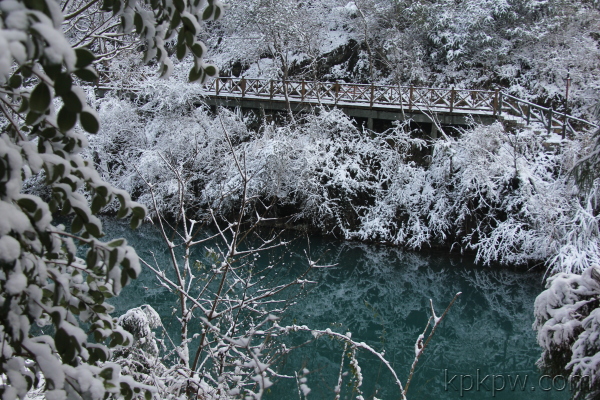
left=105, top=221, right=567, bottom=400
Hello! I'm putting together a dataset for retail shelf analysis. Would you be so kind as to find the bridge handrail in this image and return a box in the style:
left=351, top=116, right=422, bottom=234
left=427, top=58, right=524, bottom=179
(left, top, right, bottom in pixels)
left=95, top=73, right=599, bottom=137
left=499, top=92, right=598, bottom=137
left=206, top=77, right=497, bottom=114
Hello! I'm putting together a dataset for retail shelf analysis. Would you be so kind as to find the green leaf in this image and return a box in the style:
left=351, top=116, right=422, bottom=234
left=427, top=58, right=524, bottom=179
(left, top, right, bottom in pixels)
left=55, top=328, right=69, bottom=355
left=117, top=206, right=128, bottom=219
left=108, top=248, right=119, bottom=270
left=40, top=127, right=58, bottom=139
left=17, top=198, right=37, bottom=213
left=9, top=74, right=22, bottom=89
left=92, top=304, right=107, bottom=313
left=202, top=4, right=213, bottom=20
left=99, top=367, right=114, bottom=380
left=85, top=222, right=102, bottom=238
left=132, top=206, right=145, bottom=219
left=33, top=208, right=43, bottom=222
left=159, top=63, right=170, bottom=78
left=107, top=238, right=125, bottom=248
left=145, top=390, right=152, bottom=400
left=169, top=10, right=181, bottom=31
left=89, top=290, right=104, bottom=304
left=213, top=4, right=221, bottom=20
left=25, top=111, right=42, bottom=126
left=185, top=30, right=194, bottom=47
left=91, top=195, right=105, bottom=214
left=96, top=185, right=109, bottom=198
left=173, top=0, right=185, bottom=12
left=62, top=91, right=83, bottom=113
left=80, top=110, right=99, bottom=134
left=74, top=67, right=98, bottom=83
left=188, top=67, right=202, bottom=83
left=52, top=164, right=66, bottom=181
left=191, top=43, right=204, bottom=58
left=204, top=65, right=217, bottom=77
left=75, top=48, right=95, bottom=69
left=86, top=249, right=98, bottom=269
left=30, top=82, right=51, bottom=113
left=100, top=0, right=113, bottom=11
left=42, top=62, right=61, bottom=81
left=126, top=267, right=137, bottom=279
left=89, top=346, right=109, bottom=363
left=181, top=14, right=196, bottom=34
left=109, top=331, right=124, bottom=347
left=25, top=0, right=45, bottom=12
left=57, top=106, right=77, bottom=132
left=121, top=271, right=129, bottom=289
left=176, top=43, right=187, bottom=60
left=134, top=12, right=143, bottom=34
left=54, top=73, right=72, bottom=96
left=20, top=65, right=33, bottom=78
left=130, top=216, right=141, bottom=230
left=122, top=386, right=133, bottom=400
left=17, top=98, right=29, bottom=113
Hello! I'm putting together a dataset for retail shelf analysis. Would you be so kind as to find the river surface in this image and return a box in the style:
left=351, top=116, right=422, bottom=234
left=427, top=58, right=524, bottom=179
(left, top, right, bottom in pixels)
left=104, top=219, right=568, bottom=400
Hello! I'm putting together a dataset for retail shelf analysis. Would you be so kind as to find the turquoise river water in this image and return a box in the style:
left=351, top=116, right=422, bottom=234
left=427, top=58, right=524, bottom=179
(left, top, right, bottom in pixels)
left=104, top=219, right=569, bottom=400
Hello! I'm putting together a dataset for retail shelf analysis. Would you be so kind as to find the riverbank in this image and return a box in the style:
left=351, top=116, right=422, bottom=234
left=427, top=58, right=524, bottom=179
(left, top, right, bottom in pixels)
left=75, top=82, right=600, bottom=275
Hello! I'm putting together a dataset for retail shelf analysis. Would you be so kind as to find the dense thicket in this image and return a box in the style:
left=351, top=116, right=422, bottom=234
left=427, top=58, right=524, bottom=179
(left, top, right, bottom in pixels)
left=79, top=77, right=600, bottom=274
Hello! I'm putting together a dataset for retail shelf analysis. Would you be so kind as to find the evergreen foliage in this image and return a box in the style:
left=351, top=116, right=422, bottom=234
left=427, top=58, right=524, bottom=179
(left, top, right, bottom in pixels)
left=0, top=0, right=221, bottom=398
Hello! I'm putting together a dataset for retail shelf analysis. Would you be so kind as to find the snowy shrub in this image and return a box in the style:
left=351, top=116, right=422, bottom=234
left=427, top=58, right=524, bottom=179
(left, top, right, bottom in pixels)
left=534, top=266, right=600, bottom=399
left=87, top=77, right=600, bottom=273
left=0, top=0, right=226, bottom=398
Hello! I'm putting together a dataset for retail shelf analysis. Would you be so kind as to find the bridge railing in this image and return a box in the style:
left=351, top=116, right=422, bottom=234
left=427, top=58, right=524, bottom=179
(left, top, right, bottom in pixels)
left=96, top=73, right=598, bottom=137
left=205, top=78, right=497, bottom=114
left=498, top=93, right=598, bottom=137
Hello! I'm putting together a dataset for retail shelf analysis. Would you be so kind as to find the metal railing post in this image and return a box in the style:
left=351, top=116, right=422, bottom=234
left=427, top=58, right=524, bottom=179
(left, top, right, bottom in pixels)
left=241, top=77, right=246, bottom=97
left=269, top=79, right=274, bottom=100
left=301, top=80, right=305, bottom=102
left=409, top=85, right=414, bottom=111
left=493, top=89, right=499, bottom=116
left=370, top=83, right=374, bottom=108
left=498, top=92, right=503, bottom=116
left=450, top=87, right=455, bottom=113
left=547, top=108, right=553, bottom=134
left=527, top=105, right=531, bottom=125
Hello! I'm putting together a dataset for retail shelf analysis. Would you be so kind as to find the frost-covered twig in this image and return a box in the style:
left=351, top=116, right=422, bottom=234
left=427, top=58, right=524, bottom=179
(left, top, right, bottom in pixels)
left=403, top=292, right=462, bottom=397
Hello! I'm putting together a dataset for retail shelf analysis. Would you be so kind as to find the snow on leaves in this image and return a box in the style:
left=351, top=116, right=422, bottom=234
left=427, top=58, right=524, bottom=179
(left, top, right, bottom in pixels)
left=534, top=266, right=600, bottom=399
left=0, top=0, right=235, bottom=398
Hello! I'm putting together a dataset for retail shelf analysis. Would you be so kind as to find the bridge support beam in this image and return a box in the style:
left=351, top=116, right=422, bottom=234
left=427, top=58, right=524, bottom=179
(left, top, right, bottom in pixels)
left=201, top=97, right=498, bottom=129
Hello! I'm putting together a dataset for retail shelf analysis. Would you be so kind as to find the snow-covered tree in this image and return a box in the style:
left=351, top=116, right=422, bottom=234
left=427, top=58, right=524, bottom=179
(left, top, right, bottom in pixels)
left=534, top=266, right=600, bottom=399
left=0, top=0, right=222, bottom=399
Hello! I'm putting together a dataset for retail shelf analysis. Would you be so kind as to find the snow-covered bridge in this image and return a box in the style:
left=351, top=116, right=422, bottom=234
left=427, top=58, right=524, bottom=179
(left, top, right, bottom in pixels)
left=199, top=77, right=597, bottom=138
left=97, top=75, right=597, bottom=137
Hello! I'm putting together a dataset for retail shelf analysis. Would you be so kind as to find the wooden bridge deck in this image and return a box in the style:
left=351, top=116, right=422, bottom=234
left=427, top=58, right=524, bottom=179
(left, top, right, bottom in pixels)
left=204, top=78, right=498, bottom=116
left=98, top=76, right=599, bottom=137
